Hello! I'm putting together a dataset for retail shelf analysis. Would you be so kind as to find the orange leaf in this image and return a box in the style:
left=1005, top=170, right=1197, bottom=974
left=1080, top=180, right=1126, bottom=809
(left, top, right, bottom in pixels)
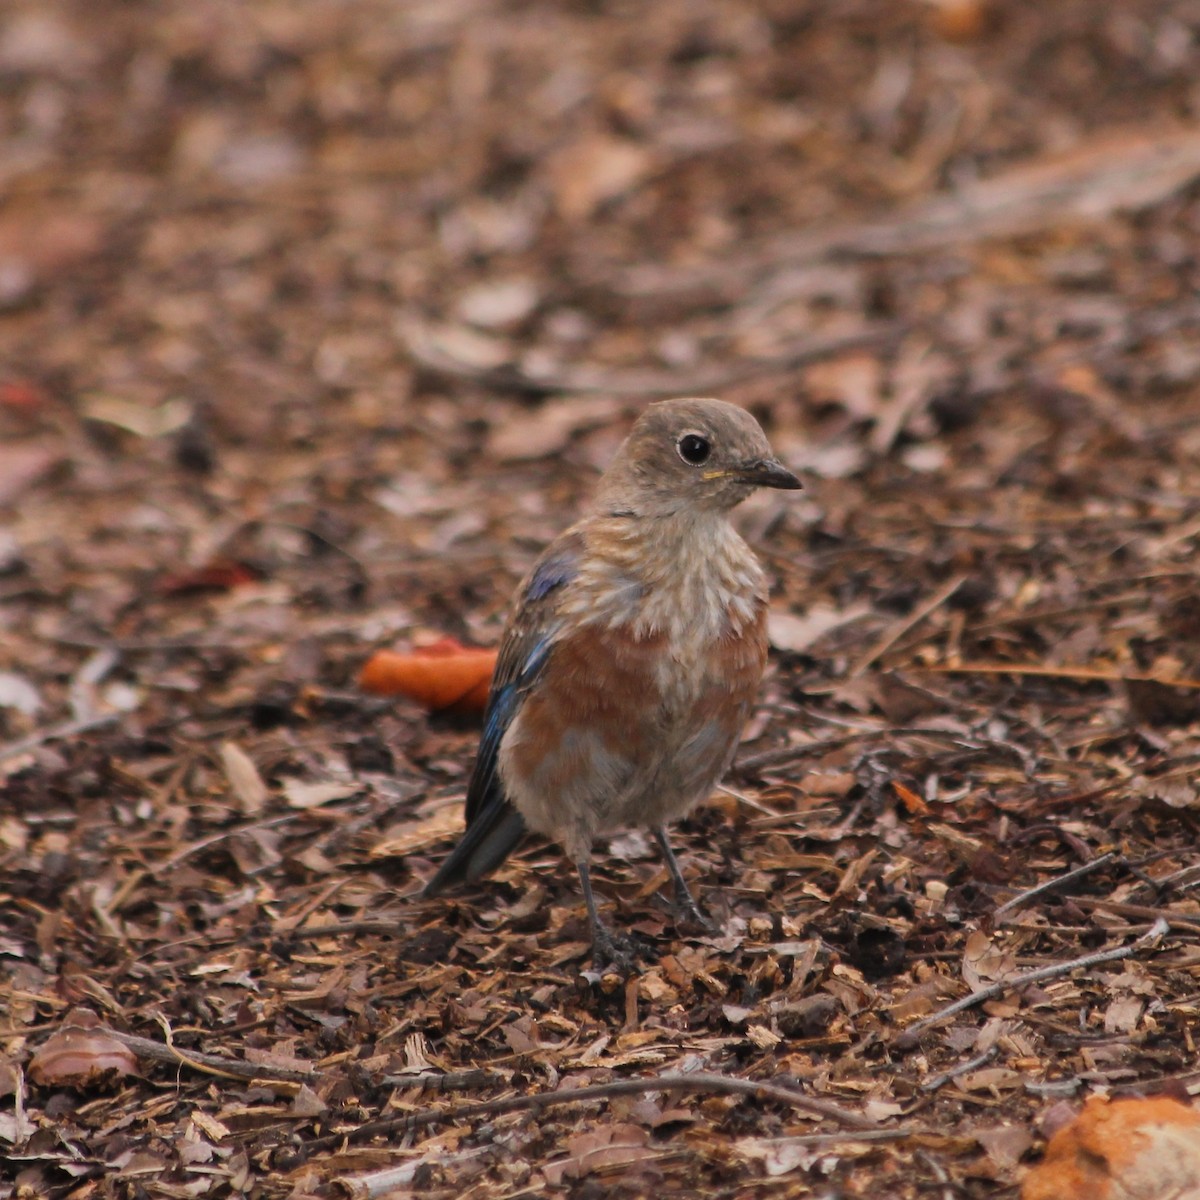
left=359, top=639, right=497, bottom=712
left=892, top=780, right=931, bottom=816
left=1023, top=1094, right=1200, bottom=1200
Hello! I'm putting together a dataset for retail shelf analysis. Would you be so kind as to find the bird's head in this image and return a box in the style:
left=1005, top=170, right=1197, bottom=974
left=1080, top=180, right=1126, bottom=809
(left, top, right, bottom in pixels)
left=595, top=397, right=802, bottom=518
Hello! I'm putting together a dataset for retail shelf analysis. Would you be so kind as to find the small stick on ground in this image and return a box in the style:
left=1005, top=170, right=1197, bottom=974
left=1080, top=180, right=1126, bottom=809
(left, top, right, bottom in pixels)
left=994, top=851, right=1119, bottom=919
left=398, top=316, right=900, bottom=397
left=0, top=712, right=118, bottom=768
left=101, top=1024, right=497, bottom=1092
left=106, top=1026, right=318, bottom=1084
left=919, top=1044, right=999, bottom=1093
left=847, top=576, right=966, bottom=679
left=893, top=921, right=1168, bottom=1050
left=920, top=663, right=1200, bottom=689
left=1076, top=898, right=1200, bottom=931
left=303, top=1070, right=882, bottom=1153
left=276, top=916, right=411, bottom=939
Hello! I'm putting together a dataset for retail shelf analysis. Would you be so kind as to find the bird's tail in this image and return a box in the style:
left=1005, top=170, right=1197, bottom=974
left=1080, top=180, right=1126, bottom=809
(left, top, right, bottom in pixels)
left=422, top=798, right=528, bottom=897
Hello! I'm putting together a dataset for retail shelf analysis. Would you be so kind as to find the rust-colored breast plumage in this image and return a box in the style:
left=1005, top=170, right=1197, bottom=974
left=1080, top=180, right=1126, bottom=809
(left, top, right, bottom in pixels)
left=504, top=621, right=668, bottom=804
left=658, top=600, right=767, bottom=804
left=497, top=572, right=768, bottom=852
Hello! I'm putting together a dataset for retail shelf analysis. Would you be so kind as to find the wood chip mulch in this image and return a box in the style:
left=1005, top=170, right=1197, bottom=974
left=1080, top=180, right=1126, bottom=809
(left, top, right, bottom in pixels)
left=3, top=1, right=1200, bottom=1196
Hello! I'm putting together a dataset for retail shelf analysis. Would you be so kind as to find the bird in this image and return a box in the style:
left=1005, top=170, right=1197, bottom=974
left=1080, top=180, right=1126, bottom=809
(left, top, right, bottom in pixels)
left=423, top=397, right=802, bottom=969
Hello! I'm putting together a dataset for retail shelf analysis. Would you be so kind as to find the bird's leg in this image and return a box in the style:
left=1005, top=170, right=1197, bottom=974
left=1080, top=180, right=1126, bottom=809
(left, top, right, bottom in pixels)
left=653, top=826, right=718, bottom=933
left=576, top=859, right=639, bottom=973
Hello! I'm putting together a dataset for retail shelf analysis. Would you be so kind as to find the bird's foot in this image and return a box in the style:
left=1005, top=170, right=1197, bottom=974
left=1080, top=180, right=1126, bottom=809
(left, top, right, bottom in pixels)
left=591, top=924, right=642, bottom=975
left=672, top=893, right=720, bottom=936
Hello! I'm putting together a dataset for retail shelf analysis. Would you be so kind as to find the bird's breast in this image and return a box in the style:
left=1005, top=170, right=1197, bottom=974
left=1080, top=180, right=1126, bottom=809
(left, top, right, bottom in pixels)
left=498, top=536, right=770, bottom=841
left=567, top=516, right=768, bottom=647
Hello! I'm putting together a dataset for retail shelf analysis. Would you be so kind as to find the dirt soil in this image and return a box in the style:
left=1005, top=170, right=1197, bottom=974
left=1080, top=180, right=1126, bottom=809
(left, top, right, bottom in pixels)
left=4, top=1, right=1200, bottom=1196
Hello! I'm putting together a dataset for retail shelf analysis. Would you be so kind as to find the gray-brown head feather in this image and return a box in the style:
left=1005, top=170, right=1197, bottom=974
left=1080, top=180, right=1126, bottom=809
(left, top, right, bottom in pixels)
left=592, top=397, right=801, bottom=518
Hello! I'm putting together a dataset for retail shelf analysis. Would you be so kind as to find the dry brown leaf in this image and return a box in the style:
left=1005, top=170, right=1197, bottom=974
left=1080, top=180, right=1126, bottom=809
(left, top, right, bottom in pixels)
left=962, top=931, right=1018, bottom=991
left=370, top=806, right=464, bottom=859
left=486, top=395, right=623, bottom=462
left=976, top=1123, right=1033, bottom=1171
left=280, top=779, right=358, bottom=809
left=543, top=1123, right=657, bottom=1184
left=29, top=1012, right=138, bottom=1088
left=291, top=1084, right=327, bottom=1117
left=802, top=352, right=884, bottom=419
left=0, top=443, right=61, bottom=507
left=80, top=394, right=193, bottom=439
left=178, top=1126, right=216, bottom=1165
left=801, top=771, right=858, bottom=798
left=734, top=1137, right=820, bottom=1175
left=767, top=604, right=871, bottom=654
left=547, top=134, right=653, bottom=220
left=219, top=742, right=268, bottom=816
left=457, top=277, right=540, bottom=330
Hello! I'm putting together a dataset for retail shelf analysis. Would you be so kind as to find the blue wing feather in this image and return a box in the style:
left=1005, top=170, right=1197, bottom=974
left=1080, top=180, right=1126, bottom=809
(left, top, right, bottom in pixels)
left=526, top=554, right=576, bottom=601
left=423, top=535, right=581, bottom=895
left=463, top=670, right=527, bottom=825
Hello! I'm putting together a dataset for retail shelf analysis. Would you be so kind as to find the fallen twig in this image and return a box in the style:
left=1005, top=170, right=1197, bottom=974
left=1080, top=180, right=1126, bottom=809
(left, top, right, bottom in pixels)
left=102, top=1024, right=498, bottom=1092
left=607, top=125, right=1200, bottom=302
left=994, top=851, right=1120, bottom=919
left=893, top=921, right=1168, bottom=1050
left=107, top=1026, right=318, bottom=1083
left=919, top=1044, right=999, bottom=1093
left=918, top=662, right=1200, bottom=689
left=303, top=1070, right=879, bottom=1153
left=0, top=712, right=118, bottom=768
left=735, top=723, right=972, bottom=775
left=847, top=575, right=966, bottom=679
left=399, top=314, right=900, bottom=396
left=1075, top=898, right=1200, bottom=931
left=277, top=916, right=411, bottom=939
left=379, top=1070, right=503, bottom=1093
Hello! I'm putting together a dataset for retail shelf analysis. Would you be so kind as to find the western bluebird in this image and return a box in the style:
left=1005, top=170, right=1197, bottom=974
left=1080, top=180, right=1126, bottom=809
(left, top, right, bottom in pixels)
left=423, top=397, right=801, bottom=969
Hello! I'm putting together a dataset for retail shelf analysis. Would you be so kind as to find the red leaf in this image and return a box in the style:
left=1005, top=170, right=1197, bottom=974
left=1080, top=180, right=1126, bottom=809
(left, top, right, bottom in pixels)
left=157, top=559, right=261, bottom=596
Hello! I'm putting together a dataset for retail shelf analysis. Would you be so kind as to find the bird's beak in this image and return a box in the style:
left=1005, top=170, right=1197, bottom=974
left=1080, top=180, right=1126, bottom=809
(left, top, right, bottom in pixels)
left=734, top=458, right=803, bottom=490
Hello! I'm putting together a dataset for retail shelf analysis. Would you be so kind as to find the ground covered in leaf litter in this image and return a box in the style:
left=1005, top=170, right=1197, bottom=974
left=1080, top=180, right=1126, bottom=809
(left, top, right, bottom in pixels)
left=3, top=0, right=1200, bottom=1196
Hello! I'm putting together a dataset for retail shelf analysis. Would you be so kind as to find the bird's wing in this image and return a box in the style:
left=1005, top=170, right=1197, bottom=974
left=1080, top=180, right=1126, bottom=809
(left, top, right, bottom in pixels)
left=422, top=532, right=585, bottom=892
left=422, top=533, right=583, bottom=895
left=463, top=533, right=583, bottom=826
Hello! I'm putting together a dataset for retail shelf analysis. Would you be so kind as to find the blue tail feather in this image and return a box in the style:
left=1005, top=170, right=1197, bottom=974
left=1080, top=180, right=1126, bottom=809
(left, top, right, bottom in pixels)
left=423, top=797, right=528, bottom=896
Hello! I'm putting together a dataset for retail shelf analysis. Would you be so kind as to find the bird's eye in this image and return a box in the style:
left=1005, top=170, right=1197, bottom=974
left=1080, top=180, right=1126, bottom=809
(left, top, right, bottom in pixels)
left=677, top=433, right=711, bottom=465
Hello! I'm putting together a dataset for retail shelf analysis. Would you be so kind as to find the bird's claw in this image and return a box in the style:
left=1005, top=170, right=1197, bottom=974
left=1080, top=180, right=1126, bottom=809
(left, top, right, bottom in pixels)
left=591, top=926, right=642, bottom=975
left=673, top=896, right=720, bottom=936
